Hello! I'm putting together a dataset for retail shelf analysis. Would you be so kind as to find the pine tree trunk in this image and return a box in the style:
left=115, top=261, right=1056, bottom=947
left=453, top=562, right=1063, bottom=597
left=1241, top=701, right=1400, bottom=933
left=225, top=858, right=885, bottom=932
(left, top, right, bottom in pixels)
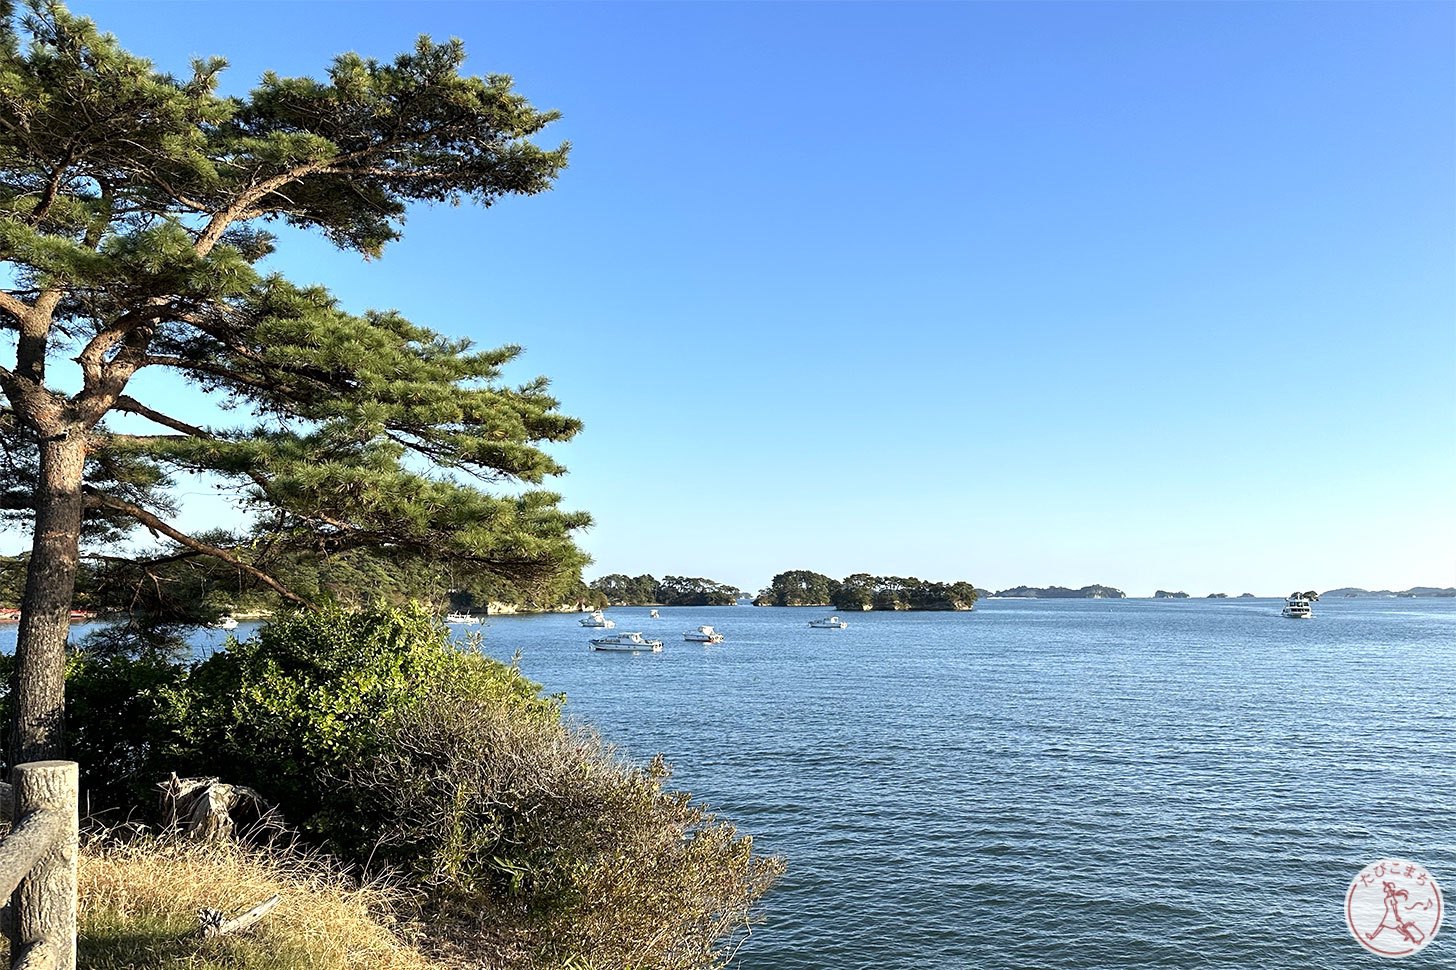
left=10, top=435, right=85, bottom=767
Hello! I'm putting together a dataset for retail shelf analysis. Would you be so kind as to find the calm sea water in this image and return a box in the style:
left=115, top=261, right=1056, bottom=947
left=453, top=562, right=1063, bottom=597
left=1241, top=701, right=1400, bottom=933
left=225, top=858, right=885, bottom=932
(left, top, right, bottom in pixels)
left=476, top=598, right=1456, bottom=969
left=6, top=597, right=1453, bottom=967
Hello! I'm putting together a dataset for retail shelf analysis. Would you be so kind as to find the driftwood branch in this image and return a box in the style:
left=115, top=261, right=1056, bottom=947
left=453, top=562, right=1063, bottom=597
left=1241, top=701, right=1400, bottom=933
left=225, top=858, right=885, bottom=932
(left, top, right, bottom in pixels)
left=158, top=774, right=281, bottom=842
left=196, top=894, right=280, bottom=940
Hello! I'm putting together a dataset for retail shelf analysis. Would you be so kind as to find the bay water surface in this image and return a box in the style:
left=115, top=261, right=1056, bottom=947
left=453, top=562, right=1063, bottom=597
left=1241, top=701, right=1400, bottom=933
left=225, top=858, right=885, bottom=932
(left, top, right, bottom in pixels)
left=477, top=597, right=1454, bottom=969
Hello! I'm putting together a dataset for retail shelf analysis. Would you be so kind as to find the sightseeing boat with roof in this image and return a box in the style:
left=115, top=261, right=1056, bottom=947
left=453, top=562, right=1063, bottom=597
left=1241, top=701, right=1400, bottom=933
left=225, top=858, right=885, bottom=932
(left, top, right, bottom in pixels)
left=1281, top=593, right=1315, bottom=618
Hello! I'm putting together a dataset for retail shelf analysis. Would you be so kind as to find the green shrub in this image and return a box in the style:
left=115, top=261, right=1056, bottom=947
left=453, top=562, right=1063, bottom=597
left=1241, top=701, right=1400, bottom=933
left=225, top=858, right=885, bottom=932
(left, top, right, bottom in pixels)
left=4, top=603, right=552, bottom=841
left=174, top=603, right=558, bottom=851
left=0, top=651, right=194, bottom=811
left=344, top=693, right=784, bottom=970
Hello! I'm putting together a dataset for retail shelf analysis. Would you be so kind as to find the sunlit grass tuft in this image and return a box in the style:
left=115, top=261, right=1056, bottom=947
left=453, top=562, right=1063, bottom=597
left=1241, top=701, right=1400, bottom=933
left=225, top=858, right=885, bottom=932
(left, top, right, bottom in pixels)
left=2, top=838, right=444, bottom=970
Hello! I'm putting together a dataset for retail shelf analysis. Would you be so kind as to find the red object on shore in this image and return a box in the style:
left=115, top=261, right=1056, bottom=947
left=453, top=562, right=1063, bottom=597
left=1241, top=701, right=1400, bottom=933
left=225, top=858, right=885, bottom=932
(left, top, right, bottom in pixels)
left=0, top=608, right=93, bottom=622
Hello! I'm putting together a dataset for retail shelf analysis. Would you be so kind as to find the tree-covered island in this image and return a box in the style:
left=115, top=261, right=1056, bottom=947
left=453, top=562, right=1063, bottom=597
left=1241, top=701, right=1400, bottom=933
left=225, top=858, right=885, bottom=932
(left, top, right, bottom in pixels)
left=753, top=570, right=980, bottom=611
left=993, top=584, right=1126, bottom=598
left=589, top=573, right=742, bottom=606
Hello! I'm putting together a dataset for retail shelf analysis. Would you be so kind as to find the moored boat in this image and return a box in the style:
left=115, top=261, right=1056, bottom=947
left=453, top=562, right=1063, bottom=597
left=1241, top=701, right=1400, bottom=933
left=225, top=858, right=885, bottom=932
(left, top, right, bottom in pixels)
left=684, top=625, right=725, bottom=643
left=580, top=609, right=616, bottom=628
left=446, top=612, right=482, bottom=625
left=589, top=631, right=663, bottom=653
left=808, top=616, right=848, bottom=629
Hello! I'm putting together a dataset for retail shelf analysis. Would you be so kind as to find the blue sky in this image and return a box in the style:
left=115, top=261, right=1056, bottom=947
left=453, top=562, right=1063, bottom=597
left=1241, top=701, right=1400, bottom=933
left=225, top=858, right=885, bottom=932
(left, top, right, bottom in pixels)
left=49, top=1, right=1456, bottom=596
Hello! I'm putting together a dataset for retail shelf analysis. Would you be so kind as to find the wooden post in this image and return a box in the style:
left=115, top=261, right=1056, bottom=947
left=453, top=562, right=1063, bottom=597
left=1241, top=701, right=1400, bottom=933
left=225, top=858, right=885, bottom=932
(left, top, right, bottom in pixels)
left=9, top=761, right=78, bottom=970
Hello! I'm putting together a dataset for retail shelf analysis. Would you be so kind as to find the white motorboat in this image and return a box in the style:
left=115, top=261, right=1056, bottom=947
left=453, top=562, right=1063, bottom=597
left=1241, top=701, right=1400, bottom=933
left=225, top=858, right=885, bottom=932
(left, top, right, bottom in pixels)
left=589, top=631, right=663, bottom=653
left=446, top=612, right=481, bottom=625
left=649, top=609, right=660, bottom=619
left=684, top=625, right=725, bottom=643
left=215, top=617, right=239, bottom=631
left=809, top=616, right=848, bottom=629
left=1281, top=595, right=1314, bottom=619
left=580, top=610, right=616, bottom=629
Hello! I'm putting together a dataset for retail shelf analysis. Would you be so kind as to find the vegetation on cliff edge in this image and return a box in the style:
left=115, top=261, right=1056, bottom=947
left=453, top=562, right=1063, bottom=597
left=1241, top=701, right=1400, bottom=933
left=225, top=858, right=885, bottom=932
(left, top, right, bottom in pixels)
left=0, top=605, right=783, bottom=969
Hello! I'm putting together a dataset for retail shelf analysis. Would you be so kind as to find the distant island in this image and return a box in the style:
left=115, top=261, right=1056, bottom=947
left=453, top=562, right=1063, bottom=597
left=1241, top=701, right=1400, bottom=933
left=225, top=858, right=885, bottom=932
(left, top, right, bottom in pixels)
left=993, top=585, right=1126, bottom=599
left=576, top=576, right=1456, bottom=612
left=1322, top=587, right=1456, bottom=598
left=754, top=571, right=979, bottom=611
left=590, top=574, right=743, bottom=607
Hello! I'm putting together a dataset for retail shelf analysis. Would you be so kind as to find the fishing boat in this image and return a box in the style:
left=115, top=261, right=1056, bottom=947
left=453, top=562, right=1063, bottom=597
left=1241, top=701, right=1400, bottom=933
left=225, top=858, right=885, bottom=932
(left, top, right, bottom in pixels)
left=579, top=610, right=615, bottom=628
left=808, top=616, right=848, bottom=629
left=684, top=625, right=725, bottom=643
left=446, top=612, right=481, bottom=625
left=649, top=609, right=660, bottom=619
left=215, top=616, right=239, bottom=631
left=589, top=632, right=663, bottom=653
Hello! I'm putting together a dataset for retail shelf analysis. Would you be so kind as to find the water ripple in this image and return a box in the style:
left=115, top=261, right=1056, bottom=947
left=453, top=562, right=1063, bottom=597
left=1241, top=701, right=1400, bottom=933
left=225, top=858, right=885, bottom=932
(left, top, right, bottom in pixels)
left=479, top=598, right=1456, bottom=969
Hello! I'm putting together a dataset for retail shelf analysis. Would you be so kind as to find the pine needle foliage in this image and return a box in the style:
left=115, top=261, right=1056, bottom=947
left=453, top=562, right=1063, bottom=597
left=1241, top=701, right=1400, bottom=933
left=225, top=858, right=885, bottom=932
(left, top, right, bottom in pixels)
left=0, top=1, right=587, bottom=758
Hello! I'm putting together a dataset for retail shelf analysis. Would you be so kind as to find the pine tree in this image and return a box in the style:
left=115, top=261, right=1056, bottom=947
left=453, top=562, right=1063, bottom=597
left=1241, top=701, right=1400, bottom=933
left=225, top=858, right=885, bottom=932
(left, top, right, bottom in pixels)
left=0, top=1, right=589, bottom=762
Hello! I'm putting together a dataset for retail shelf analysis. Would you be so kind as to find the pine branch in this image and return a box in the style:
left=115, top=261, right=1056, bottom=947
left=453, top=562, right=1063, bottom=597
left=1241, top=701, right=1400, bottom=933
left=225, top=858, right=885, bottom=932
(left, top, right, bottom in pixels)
left=0, top=293, right=31, bottom=322
left=83, top=490, right=304, bottom=604
left=96, top=433, right=189, bottom=444
left=111, top=396, right=210, bottom=438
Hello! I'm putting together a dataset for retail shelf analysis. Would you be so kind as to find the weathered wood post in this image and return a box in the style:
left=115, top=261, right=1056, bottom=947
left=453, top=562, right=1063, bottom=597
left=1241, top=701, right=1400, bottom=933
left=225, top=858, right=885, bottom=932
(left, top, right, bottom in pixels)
left=3, top=761, right=79, bottom=970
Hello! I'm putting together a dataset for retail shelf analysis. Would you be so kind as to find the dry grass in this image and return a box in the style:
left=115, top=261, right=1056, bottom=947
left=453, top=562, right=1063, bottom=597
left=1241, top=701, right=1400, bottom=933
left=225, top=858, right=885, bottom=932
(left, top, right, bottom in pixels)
left=2, top=838, right=447, bottom=970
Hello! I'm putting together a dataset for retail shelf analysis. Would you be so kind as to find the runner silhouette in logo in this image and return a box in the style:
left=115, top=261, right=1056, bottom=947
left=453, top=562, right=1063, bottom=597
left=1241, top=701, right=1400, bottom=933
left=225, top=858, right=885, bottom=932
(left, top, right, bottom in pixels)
left=1367, top=881, right=1427, bottom=946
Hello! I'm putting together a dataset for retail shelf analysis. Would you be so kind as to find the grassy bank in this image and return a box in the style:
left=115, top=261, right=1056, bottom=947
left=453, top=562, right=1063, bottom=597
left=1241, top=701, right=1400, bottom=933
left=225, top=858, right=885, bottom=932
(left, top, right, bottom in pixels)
left=1, top=840, right=442, bottom=970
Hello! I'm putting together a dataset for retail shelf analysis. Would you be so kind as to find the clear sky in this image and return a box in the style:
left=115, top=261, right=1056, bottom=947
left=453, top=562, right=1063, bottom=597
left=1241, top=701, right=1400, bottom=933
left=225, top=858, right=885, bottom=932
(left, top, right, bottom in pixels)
left=46, top=1, right=1456, bottom=596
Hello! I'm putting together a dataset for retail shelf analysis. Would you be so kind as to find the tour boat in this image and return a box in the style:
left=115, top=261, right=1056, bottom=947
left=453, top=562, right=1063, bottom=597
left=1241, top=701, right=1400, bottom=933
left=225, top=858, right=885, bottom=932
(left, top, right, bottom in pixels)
left=809, top=616, right=848, bottom=629
left=589, top=631, right=663, bottom=653
left=684, top=625, right=725, bottom=643
left=446, top=612, right=481, bottom=625
left=1281, top=596, right=1314, bottom=619
left=580, top=610, right=616, bottom=628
